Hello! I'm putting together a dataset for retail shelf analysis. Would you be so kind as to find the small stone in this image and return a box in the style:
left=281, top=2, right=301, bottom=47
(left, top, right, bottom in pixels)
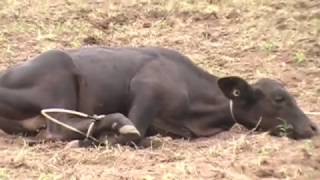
left=226, top=9, right=240, bottom=19
left=143, top=22, right=152, bottom=28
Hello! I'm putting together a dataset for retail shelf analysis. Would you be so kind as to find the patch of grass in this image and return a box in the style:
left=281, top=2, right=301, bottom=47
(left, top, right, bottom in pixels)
left=38, top=173, right=59, bottom=180
left=293, top=51, right=306, bottom=64
left=160, top=0, right=219, bottom=15
left=303, top=140, right=314, bottom=155
left=257, top=146, right=273, bottom=157
left=255, top=146, right=274, bottom=166
left=276, top=118, right=293, bottom=137
left=161, top=173, right=177, bottom=180
left=142, top=175, right=156, bottom=180
left=0, top=168, right=9, bottom=180
left=207, top=143, right=225, bottom=158
left=262, top=41, right=278, bottom=52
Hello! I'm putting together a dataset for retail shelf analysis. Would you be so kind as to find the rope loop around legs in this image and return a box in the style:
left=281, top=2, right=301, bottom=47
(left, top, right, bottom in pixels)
left=41, top=108, right=102, bottom=143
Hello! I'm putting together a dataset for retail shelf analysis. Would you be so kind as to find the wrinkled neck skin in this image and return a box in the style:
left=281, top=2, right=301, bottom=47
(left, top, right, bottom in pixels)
left=212, top=95, right=237, bottom=126
left=184, top=99, right=236, bottom=138
left=183, top=75, right=237, bottom=137
left=210, top=101, right=236, bottom=127
left=229, top=101, right=269, bottom=132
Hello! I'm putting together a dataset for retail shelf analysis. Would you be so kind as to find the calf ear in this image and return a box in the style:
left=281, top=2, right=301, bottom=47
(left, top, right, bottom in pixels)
left=217, top=76, right=255, bottom=102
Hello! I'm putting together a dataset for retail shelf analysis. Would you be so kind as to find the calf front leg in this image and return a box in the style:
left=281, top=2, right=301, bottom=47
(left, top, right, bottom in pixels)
left=108, top=84, right=160, bottom=146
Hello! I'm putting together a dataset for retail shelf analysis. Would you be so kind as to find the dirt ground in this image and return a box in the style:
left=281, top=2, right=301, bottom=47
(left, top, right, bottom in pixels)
left=0, top=0, right=319, bottom=179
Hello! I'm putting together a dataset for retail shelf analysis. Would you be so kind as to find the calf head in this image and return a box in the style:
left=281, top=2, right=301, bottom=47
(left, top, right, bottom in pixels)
left=218, top=76, right=318, bottom=139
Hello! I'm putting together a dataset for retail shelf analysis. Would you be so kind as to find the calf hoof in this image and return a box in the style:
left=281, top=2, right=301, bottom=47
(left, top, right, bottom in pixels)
left=65, top=139, right=98, bottom=148
left=119, top=125, right=140, bottom=136
left=65, top=140, right=80, bottom=148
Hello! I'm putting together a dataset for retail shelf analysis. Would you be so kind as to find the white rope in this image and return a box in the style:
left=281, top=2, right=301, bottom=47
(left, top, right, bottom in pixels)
left=41, top=108, right=99, bottom=142
left=305, top=112, right=320, bottom=116
left=42, top=108, right=90, bottom=118
left=86, top=121, right=96, bottom=138
left=229, top=100, right=265, bottom=133
left=229, top=100, right=238, bottom=124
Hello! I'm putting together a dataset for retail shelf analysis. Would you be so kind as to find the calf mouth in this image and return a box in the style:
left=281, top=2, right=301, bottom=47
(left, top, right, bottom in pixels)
left=292, top=122, right=319, bottom=140
left=269, top=118, right=319, bottom=139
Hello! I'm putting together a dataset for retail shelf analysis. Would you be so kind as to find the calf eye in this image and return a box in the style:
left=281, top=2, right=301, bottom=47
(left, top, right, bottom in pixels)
left=232, top=89, right=240, bottom=97
left=274, top=95, right=285, bottom=103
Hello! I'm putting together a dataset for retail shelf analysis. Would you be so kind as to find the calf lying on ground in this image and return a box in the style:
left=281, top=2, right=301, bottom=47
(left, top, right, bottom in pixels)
left=0, top=47, right=318, bottom=146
